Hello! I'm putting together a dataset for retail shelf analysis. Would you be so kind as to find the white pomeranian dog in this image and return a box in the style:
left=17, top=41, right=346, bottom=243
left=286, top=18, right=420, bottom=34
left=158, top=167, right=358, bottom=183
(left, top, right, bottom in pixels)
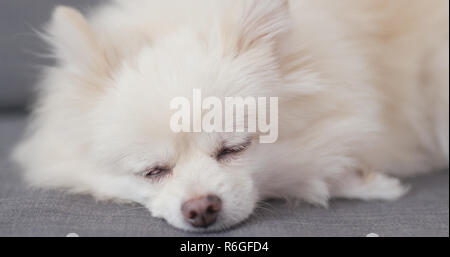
left=13, top=0, right=448, bottom=231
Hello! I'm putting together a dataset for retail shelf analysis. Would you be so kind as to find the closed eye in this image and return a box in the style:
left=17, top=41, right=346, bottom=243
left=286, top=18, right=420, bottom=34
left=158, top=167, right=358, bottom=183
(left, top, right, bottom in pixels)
left=216, top=139, right=252, bottom=162
left=142, top=166, right=172, bottom=180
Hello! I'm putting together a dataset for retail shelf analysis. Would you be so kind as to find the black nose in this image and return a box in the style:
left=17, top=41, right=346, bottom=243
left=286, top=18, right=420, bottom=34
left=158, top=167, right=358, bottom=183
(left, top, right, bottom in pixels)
left=181, top=195, right=222, bottom=228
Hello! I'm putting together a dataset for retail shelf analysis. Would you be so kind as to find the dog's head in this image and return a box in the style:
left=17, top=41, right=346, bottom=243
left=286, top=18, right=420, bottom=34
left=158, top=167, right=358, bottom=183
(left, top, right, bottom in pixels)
left=38, top=0, right=290, bottom=231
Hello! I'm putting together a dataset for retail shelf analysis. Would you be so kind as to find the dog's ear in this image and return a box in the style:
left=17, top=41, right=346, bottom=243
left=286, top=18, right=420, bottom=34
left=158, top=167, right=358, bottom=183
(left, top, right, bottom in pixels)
left=47, top=6, right=108, bottom=75
left=223, top=0, right=291, bottom=55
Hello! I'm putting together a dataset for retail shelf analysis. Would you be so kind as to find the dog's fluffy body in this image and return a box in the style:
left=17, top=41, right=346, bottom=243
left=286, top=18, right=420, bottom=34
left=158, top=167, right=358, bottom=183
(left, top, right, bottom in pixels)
left=13, top=0, right=449, bottom=231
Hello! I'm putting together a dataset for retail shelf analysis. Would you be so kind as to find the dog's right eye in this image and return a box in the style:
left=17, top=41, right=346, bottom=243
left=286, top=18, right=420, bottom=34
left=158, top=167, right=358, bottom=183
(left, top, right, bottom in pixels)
left=142, top=166, right=172, bottom=180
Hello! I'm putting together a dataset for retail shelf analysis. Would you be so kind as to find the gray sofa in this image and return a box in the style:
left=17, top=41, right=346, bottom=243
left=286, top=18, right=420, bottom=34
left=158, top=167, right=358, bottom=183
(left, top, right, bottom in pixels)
left=0, top=0, right=448, bottom=237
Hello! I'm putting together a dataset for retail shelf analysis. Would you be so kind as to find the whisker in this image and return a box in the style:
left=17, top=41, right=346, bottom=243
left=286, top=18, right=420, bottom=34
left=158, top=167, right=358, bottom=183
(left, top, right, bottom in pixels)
left=107, top=206, right=148, bottom=217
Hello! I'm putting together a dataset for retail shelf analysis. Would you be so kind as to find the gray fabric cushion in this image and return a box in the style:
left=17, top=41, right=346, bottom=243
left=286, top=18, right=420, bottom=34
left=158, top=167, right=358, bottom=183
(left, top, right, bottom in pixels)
left=0, top=116, right=448, bottom=237
left=0, top=0, right=104, bottom=109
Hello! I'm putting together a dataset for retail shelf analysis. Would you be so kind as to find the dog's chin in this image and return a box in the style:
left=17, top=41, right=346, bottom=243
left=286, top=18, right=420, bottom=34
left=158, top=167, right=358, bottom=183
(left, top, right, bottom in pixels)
left=162, top=212, right=253, bottom=233
left=170, top=219, right=247, bottom=233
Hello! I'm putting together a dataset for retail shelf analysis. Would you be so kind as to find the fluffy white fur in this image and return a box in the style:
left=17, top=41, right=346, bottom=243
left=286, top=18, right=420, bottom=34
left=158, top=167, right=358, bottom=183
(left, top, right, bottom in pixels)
left=13, top=0, right=449, bottom=231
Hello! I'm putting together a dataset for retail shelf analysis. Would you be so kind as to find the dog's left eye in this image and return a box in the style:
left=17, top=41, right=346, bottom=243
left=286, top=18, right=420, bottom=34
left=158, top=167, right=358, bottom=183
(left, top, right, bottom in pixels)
left=216, top=140, right=252, bottom=161
left=143, top=166, right=172, bottom=179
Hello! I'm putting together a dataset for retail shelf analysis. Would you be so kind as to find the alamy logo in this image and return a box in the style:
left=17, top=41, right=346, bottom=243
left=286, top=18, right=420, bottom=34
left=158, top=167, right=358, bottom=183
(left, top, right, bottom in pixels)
left=170, top=89, right=278, bottom=143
